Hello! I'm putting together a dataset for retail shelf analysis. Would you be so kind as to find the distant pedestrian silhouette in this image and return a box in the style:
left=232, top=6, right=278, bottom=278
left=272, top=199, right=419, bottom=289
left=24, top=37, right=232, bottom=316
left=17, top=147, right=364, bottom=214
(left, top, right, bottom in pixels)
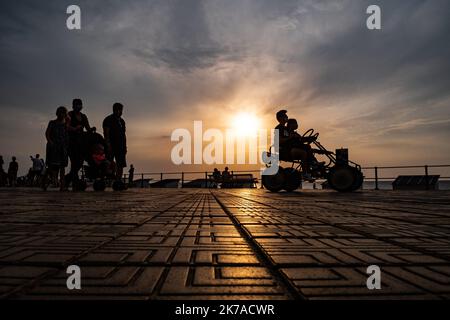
left=29, top=154, right=45, bottom=186
left=0, top=155, right=6, bottom=187
left=8, top=156, right=18, bottom=187
left=128, top=164, right=135, bottom=186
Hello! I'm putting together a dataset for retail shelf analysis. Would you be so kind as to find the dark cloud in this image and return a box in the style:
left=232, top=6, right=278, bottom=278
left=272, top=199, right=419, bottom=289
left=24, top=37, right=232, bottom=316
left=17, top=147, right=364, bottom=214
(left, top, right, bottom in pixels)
left=302, top=0, right=450, bottom=103
left=134, top=46, right=230, bottom=70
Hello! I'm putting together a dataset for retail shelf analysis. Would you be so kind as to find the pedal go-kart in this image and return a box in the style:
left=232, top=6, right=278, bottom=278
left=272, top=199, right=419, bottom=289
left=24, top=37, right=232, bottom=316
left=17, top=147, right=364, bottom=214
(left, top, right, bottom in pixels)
left=262, top=128, right=364, bottom=192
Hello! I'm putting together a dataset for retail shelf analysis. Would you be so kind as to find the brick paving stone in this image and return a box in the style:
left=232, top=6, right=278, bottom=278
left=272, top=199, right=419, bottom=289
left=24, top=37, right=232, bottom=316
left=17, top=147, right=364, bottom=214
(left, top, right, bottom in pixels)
left=0, top=188, right=449, bottom=299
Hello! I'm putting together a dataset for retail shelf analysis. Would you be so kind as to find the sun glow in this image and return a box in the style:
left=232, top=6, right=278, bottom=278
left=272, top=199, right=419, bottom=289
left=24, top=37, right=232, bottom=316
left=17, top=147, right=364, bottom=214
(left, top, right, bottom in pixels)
left=231, top=112, right=261, bottom=137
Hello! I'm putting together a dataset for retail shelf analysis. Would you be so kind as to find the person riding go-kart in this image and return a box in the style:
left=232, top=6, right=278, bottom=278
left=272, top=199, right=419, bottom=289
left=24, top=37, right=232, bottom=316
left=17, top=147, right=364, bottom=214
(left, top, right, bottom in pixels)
left=262, top=110, right=364, bottom=192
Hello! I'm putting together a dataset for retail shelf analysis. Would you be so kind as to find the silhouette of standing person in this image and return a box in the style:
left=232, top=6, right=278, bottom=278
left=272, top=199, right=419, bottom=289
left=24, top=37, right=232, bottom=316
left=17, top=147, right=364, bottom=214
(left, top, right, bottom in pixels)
left=67, top=99, right=91, bottom=184
left=128, top=164, right=134, bottom=186
left=0, top=155, right=6, bottom=187
left=45, top=106, right=69, bottom=191
left=103, top=103, right=127, bottom=181
left=8, top=157, right=18, bottom=187
left=29, top=154, right=45, bottom=185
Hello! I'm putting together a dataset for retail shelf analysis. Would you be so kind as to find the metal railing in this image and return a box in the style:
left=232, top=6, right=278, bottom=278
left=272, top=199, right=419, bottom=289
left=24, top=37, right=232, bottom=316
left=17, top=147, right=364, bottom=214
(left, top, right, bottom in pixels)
left=123, top=169, right=263, bottom=189
left=361, top=165, right=450, bottom=190
left=123, top=164, right=450, bottom=190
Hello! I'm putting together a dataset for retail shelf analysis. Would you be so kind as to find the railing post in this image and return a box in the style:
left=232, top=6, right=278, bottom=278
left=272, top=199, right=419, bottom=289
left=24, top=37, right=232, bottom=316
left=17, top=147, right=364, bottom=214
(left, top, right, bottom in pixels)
left=425, top=165, right=429, bottom=190
left=160, top=173, right=163, bottom=181
left=231, top=171, right=234, bottom=188
left=375, top=167, right=379, bottom=190
left=181, top=172, right=184, bottom=188
left=260, top=172, right=264, bottom=189
left=205, top=172, right=208, bottom=188
left=141, top=174, right=144, bottom=188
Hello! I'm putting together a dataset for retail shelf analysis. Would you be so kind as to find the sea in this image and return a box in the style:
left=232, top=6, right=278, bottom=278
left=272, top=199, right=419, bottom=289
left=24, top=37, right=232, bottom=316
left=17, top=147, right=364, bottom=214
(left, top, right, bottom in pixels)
left=300, top=180, right=450, bottom=190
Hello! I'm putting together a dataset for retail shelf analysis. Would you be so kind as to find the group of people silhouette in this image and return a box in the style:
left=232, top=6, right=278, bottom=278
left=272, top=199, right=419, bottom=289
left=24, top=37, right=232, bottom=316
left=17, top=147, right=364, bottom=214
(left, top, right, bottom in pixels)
left=0, top=154, right=47, bottom=188
left=0, top=155, right=18, bottom=187
left=212, top=167, right=232, bottom=182
left=0, top=107, right=329, bottom=190
left=44, top=99, right=128, bottom=191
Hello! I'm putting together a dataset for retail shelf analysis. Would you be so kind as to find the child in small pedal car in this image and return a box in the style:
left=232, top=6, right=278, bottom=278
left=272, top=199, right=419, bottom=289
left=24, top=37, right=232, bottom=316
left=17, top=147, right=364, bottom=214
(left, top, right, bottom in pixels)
left=91, top=143, right=115, bottom=178
left=286, top=119, right=324, bottom=179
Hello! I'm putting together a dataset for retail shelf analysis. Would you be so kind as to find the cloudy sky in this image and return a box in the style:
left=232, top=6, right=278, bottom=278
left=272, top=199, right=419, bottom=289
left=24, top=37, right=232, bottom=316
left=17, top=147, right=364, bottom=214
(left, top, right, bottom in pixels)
left=1, top=0, right=449, bottom=175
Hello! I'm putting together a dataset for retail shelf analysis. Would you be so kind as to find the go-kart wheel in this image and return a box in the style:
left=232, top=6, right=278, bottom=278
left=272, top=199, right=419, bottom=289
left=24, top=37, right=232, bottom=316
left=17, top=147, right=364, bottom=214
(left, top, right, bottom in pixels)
left=73, top=179, right=87, bottom=192
left=93, top=179, right=106, bottom=191
left=350, top=169, right=364, bottom=191
left=112, top=180, right=126, bottom=191
left=283, top=168, right=301, bottom=192
left=262, top=167, right=286, bottom=192
left=327, top=165, right=358, bottom=192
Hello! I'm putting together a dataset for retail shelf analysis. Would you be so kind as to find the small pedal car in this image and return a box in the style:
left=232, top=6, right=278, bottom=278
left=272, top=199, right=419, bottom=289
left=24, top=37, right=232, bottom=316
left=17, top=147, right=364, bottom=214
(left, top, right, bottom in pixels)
left=262, top=128, right=364, bottom=192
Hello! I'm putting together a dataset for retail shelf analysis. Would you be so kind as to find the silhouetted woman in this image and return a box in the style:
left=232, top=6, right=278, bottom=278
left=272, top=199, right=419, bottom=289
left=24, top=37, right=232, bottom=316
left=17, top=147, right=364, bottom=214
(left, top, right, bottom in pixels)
left=45, top=106, right=69, bottom=191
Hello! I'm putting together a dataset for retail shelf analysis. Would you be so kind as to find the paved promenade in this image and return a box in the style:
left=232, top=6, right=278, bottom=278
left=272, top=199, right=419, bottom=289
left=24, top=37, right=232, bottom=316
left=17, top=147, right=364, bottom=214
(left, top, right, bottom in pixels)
left=0, top=188, right=449, bottom=300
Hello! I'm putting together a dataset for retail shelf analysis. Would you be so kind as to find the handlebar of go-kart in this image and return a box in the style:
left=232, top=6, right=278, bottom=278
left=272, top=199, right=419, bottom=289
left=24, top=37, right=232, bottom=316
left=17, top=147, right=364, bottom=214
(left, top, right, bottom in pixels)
left=302, top=128, right=319, bottom=144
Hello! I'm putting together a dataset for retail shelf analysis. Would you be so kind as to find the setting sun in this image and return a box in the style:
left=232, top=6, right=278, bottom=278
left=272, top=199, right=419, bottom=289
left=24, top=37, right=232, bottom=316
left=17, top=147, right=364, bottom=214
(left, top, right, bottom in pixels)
left=231, top=112, right=261, bottom=137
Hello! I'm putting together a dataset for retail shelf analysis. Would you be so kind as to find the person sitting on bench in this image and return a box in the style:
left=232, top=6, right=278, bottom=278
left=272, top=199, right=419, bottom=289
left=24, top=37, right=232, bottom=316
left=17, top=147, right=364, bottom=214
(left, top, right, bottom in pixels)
left=222, top=167, right=232, bottom=187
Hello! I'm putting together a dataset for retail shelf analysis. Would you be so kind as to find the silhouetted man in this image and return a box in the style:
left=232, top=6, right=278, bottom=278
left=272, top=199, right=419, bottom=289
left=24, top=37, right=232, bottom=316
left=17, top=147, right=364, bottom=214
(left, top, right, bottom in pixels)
left=103, top=103, right=127, bottom=180
left=67, top=98, right=91, bottom=183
